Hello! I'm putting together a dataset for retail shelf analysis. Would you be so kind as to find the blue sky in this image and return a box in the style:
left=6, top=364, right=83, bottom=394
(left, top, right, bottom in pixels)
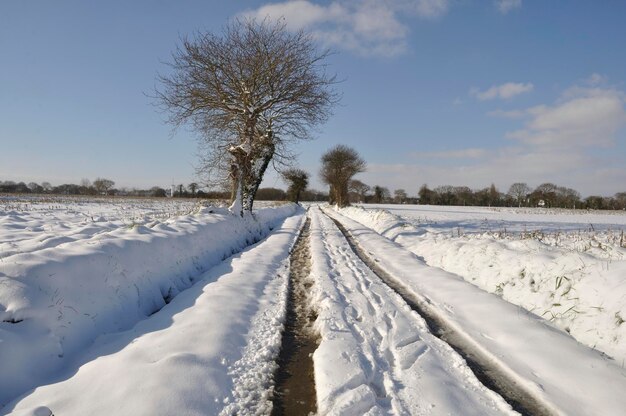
left=1, top=0, right=625, bottom=196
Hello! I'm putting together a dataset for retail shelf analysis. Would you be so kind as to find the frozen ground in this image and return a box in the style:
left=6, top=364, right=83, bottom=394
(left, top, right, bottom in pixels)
left=3, top=197, right=626, bottom=415
left=342, top=204, right=626, bottom=365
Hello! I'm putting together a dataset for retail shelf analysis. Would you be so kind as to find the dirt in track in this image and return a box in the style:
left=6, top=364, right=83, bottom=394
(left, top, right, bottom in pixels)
left=272, top=218, right=319, bottom=416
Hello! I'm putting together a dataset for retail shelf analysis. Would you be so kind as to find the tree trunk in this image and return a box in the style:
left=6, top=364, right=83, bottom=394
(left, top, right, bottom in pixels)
left=228, top=128, right=275, bottom=216
left=242, top=132, right=275, bottom=212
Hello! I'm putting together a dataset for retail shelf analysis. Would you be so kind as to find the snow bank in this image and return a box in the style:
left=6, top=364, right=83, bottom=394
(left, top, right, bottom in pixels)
left=5, top=211, right=305, bottom=416
left=340, top=205, right=626, bottom=364
left=0, top=203, right=297, bottom=407
left=329, top=207, right=626, bottom=416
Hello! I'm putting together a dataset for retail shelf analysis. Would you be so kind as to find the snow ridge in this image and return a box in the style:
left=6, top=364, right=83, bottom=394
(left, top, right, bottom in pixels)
left=6, top=210, right=305, bottom=416
left=340, top=204, right=626, bottom=364
left=0, top=204, right=297, bottom=408
left=331, top=206, right=626, bottom=416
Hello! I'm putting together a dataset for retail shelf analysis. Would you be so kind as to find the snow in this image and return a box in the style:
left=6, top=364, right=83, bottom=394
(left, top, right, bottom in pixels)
left=332, top=205, right=626, bottom=415
left=308, top=207, right=515, bottom=415
left=3, top=197, right=626, bottom=415
left=341, top=204, right=626, bottom=364
left=373, top=203, right=626, bottom=232
left=0, top=197, right=298, bottom=410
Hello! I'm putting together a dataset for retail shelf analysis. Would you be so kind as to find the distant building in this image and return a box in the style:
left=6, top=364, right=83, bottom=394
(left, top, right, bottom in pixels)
left=537, top=199, right=546, bottom=207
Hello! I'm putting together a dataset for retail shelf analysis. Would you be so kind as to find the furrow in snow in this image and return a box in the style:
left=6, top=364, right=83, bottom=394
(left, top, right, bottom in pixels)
left=272, top=217, right=319, bottom=415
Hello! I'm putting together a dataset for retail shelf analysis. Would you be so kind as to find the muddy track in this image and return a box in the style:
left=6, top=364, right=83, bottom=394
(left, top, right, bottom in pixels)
left=272, top=218, right=319, bottom=415
left=324, top=210, right=554, bottom=416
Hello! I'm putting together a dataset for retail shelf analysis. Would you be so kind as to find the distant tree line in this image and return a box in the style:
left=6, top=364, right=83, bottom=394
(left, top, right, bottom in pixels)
left=0, top=178, right=329, bottom=202
left=417, top=182, right=626, bottom=210
left=342, top=180, right=626, bottom=211
left=3, top=177, right=624, bottom=210
left=0, top=178, right=195, bottom=199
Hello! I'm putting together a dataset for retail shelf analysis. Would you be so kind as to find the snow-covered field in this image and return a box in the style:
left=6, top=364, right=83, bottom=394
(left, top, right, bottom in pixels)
left=3, top=197, right=626, bottom=415
left=342, top=204, right=626, bottom=365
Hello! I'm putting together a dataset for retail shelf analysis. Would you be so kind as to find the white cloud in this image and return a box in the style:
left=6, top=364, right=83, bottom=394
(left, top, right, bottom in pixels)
left=241, top=0, right=450, bottom=57
left=364, top=78, right=626, bottom=196
left=587, top=73, right=608, bottom=86
left=487, top=109, right=526, bottom=118
left=364, top=146, right=626, bottom=196
left=471, top=82, right=534, bottom=101
left=248, top=1, right=338, bottom=29
left=506, top=87, right=626, bottom=149
left=402, top=0, right=450, bottom=18
left=412, top=148, right=488, bottom=159
left=495, top=0, right=522, bottom=14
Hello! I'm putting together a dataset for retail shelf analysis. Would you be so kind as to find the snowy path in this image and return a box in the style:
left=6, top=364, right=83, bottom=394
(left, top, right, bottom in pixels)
left=309, top=207, right=515, bottom=415
left=325, top=207, right=626, bottom=416
left=3, top=212, right=305, bottom=416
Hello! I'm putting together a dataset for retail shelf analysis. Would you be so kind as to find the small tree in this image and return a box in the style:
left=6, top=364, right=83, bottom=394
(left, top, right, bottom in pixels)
left=418, top=184, right=435, bottom=205
left=188, top=182, right=199, bottom=196
left=156, top=18, right=338, bottom=216
left=507, top=182, right=530, bottom=207
left=282, top=168, right=309, bottom=204
left=151, top=187, right=167, bottom=197
left=349, top=179, right=370, bottom=203
left=394, top=189, right=407, bottom=204
left=93, top=178, right=115, bottom=195
left=615, top=192, right=626, bottom=210
left=534, top=182, right=558, bottom=207
left=320, top=145, right=366, bottom=208
left=41, top=182, right=52, bottom=193
left=372, top=185, right=390, bottom=203
left=27, top=182, right=44, bottom=194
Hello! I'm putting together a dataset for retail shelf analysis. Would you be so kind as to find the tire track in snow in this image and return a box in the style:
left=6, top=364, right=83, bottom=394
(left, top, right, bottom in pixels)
left=272, top=218, right=319, bottom=416
left=311, top=208, right=515, bottom=415
left=318, top=219, right=407, bottom=413
left=324, top=207, right=554, bottom=416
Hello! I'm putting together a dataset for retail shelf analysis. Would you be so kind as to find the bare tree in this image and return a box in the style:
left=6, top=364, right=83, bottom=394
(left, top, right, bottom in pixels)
left=93, top=178, right=115, bottom=194
left=533, top=182, right=558, bottom=207
left=27, top=182, right=44, bottom=194
left=156, top=18, right=338, bottom=216
left=320, top=145, right=366, bottom=208
left=188, top=182, right=199, bottom=196
left=615, top=192, right=626, bottom=210
left=394, top=189, right=407, bottom=204
left=507, top=182, right=530, bottom=207
left=418, top=184, right=436, bottom=205
left=373, top=185, right=390, bottom=203
left=453, top=186, right=473, bottom=206
left=349, top=179, right=370, bottom=203
left=281, top=168, right=309, bottom=204
left=556, top=186, right=581, bottom=208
